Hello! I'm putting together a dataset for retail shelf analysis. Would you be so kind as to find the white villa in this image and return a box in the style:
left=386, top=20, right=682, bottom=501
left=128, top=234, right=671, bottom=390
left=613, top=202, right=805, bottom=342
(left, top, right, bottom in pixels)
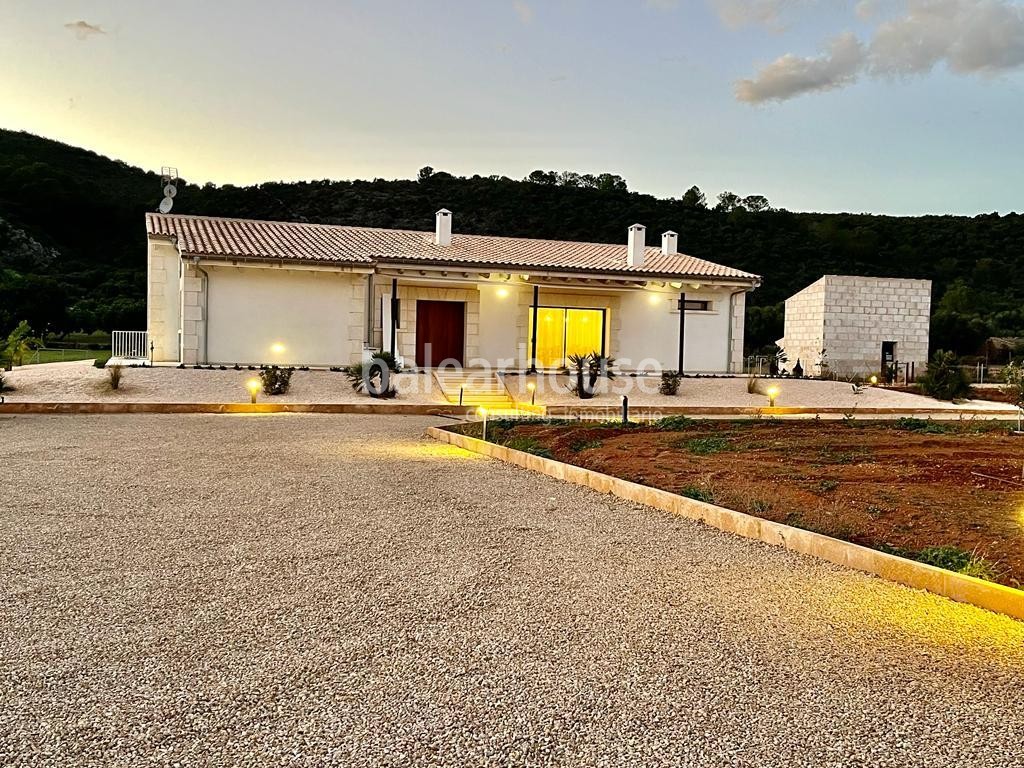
left=146, top=211, right=761, bottom=372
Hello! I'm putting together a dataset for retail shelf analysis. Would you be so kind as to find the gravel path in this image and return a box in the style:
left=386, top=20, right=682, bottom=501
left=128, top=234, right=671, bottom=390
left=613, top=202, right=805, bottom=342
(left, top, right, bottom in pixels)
left=3, top=360, right=1010, bottom=412
left=1, top=414, right=1021, bottom=767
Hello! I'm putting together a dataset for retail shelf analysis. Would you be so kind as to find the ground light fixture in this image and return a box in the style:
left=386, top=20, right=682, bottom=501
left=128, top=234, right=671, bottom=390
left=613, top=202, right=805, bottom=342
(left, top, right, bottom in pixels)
left=246, top=378, right=261, bottom=405
left=621, top=394, right=629, bottom=424
left=766, top=385, right=780, bottom=407
left=477, top=406, right=488, bottom=441
left=527, top=381, right=536, bottom=405
left=870, top=375, right=878, bottom=385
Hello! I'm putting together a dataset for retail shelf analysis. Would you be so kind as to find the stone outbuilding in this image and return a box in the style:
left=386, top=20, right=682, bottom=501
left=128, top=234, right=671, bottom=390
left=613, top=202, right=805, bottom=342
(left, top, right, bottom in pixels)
left=777, top=275, right=932, bottom=378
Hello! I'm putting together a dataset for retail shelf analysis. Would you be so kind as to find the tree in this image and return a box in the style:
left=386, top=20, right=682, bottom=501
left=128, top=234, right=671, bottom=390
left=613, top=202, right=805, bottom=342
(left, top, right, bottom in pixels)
left=680, top=185, right=707, bottom=209
left=526, top=170, right=558, bottom=185
left=417, top=166, right=434, bottom=182
left=918, top=350, right=971, bottom=401
left=715, top=191, right=743, bottom=212
left=742, top=195, right=771, bottom=212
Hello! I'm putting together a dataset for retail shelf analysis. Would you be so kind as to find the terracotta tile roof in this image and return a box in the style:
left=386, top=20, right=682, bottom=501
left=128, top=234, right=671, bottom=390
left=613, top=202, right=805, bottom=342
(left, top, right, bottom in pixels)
left=146, top=213, right=760, bottom=282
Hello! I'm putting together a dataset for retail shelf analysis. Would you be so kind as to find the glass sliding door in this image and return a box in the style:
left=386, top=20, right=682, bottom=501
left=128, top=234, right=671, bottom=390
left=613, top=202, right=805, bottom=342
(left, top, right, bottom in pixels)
left=529, top=306, right=606, bottom=368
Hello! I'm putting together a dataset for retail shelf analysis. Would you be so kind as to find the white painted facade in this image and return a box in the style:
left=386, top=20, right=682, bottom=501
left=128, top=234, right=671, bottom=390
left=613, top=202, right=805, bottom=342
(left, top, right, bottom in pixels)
left=778, top=275, right=932, bottom=376
left=146, top=215, right=759, bottom=373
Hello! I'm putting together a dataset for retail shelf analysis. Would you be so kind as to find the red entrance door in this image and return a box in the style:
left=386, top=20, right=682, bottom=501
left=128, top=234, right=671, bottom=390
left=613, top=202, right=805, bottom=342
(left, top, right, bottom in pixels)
left=415, top=300, right=465, bottom=367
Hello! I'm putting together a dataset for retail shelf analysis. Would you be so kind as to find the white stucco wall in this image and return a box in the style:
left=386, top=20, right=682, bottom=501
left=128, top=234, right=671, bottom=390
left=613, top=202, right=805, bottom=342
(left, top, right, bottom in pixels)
left=477, top=283, right=524, bottom=366
left=203, top=265, right=366, bottom=366
left=147, top=239, right=181, bottom=362
left=618, top=290, right=735, bottom=372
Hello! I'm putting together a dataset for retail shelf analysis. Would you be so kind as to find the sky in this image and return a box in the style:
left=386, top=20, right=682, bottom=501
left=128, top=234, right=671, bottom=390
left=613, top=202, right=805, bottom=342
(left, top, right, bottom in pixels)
left=1, top=0, right=1022, bottom=216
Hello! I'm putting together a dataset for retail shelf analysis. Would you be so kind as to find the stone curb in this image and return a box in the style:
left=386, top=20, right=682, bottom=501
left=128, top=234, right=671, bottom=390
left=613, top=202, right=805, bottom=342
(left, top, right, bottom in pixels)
left=0, top=402, right=476, bottom=416
left=0, top=401, right=1017, bottom=418
left=427, top=426, right=1024, bottom=622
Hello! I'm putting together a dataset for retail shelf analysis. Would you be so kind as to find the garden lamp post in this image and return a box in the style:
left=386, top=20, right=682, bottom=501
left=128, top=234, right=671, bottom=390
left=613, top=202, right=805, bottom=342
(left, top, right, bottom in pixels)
left=246, top=378, right=261, bottom=405
left=527, top=381, right=536, bottom=405
left=766, top=385, right=780, bottom=408
left=477, top=406, right=488, bottom=442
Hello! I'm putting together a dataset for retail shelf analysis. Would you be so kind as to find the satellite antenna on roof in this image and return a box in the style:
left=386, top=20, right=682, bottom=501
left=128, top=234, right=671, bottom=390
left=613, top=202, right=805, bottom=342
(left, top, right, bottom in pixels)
left=158, top=166, right=178, bottom=214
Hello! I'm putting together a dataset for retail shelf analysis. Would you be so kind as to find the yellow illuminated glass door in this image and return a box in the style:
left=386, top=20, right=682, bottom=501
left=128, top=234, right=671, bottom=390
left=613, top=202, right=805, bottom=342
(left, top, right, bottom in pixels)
left=529, top=306, right=606, bottom=368
left=565, top=309, right=603, bottom=360
left=534, top=307, right=566, bottom=368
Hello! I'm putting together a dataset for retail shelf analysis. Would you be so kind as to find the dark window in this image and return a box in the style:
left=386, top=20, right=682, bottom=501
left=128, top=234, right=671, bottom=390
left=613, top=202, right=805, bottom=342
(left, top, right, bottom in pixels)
left=683, top=300, right=711, bottom=311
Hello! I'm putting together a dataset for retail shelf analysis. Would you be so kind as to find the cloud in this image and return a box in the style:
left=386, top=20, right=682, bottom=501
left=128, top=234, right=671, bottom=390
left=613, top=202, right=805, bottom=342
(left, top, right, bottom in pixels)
left=712, top=0, right=810, bottom=28
left=64, top=20, right=105, bottom=39
left=512, top=1, right=534, bottom=24
left=869, top=0, right=1024, bottom=75
left=735, top=32, right=866, bottom=102
left=735, top=0, right=1024, bottom=103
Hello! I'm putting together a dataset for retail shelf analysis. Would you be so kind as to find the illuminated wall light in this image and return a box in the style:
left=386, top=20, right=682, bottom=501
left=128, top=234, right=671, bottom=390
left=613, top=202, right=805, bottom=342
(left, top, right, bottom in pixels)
left=496, top=287, right=510, bottom=299
left=647, top=293, right=662, bottom=306
left=271, top=342, right=286, bottom=354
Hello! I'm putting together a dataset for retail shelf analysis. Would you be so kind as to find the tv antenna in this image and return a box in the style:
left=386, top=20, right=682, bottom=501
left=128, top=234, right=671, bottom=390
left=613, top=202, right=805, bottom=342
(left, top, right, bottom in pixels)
left=159, top=166, right=178, bottom=214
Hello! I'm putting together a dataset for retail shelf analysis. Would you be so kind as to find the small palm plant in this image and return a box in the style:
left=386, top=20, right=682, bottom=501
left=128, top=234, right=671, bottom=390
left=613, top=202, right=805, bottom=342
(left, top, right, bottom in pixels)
left=3, top=321, right=41, bottom=369
left=346, top=351, right=400, bottom=398
left=562, top=351, right=616, bottom=399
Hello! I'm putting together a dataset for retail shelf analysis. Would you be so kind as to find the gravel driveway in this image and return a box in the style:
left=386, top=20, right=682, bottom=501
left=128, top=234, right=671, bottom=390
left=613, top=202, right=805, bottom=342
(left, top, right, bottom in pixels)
left=1, top=414, right=1022, bottom=767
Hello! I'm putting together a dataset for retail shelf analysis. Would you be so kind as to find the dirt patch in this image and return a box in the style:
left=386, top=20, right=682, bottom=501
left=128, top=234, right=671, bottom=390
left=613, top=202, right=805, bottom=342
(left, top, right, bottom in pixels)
left=456, top=418, right=1024, bottom=587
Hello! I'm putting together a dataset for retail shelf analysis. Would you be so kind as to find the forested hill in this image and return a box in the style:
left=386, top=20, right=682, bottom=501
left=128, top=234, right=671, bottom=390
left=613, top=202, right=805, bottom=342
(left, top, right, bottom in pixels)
left=1, top=127, right=1022, bottom=356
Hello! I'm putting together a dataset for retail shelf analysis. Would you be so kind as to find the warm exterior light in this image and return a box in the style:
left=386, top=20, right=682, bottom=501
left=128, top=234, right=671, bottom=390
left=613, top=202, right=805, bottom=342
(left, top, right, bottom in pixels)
left=870, top=375, right=878, bottom=385
left=527, top=381, right=536, bottom=405
left=477, top=406, right=488, bottom=441
left=766, top=385, right=780, bottom=407
left=690, top=283, right=702, bottom=290
left=670, top=281, right=683, bottom=289
left=526, top=382, right=536, bottom=391
left=246, top=378, right=261, bottom=404
left=271, top=342, right=286, bottom=354
left=648, top=293, right=662, bottom=306
left=496, top=287, right=510, bottom=299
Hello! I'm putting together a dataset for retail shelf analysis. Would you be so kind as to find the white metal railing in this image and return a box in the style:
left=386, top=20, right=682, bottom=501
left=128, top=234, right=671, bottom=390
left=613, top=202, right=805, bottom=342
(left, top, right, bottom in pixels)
left=112, top=330, right=149, bottom=361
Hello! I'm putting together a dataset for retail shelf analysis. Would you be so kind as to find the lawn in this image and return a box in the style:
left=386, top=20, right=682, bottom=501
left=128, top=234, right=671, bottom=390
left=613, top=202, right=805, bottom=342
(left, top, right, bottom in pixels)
left=453, top=417, right=1024, bottom=588
left=20, top=348, right=99, bottom=365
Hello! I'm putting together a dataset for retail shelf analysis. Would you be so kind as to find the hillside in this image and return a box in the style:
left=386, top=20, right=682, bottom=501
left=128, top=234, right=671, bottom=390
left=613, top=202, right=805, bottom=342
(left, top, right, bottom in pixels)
left=1, top=128, right=1022, bottom=356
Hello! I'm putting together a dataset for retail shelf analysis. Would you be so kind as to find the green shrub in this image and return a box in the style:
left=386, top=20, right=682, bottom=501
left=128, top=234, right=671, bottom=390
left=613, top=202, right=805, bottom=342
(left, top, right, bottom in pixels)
left=260, top=365, right=293, bottom=395
left=916, top=545, right=999, bottom=582
left=652, top=414, right=694, bottom=431
left=892, top=417, right=950, bottom=434
left=681, top=436, right=730, bottom=455
left=680, top=485, right=716, bottom=504
left=918, top=350, right=971, bottom=401
left=1002, top=360, right=1024, bottom=405
left=504, top=436, right=553, bottom=458
left=93, top=354, right=111, bottom=369
left=659, top=371, right=681, bottom=396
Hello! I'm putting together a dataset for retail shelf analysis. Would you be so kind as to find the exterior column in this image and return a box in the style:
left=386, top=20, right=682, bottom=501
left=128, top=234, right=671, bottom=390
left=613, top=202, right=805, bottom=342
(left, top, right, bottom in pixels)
left=677, top=292, right=686, bottom=373
left=529, top=284, right=539, bottom=372
left=390, top=277, right=398, bottom=357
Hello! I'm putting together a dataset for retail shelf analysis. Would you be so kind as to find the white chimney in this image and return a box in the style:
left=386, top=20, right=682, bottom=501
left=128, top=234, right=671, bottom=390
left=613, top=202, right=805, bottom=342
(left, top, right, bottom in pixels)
left=434, top=209, right=452, bottom=246
left=627, top=224, right=646, bottom=267
left=661, top=231, right=678, bottom=256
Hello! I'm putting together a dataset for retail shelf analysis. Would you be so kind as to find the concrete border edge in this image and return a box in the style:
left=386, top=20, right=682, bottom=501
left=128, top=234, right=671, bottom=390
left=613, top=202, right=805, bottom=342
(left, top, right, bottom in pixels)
left=427, top=426, right=1024, bottom=622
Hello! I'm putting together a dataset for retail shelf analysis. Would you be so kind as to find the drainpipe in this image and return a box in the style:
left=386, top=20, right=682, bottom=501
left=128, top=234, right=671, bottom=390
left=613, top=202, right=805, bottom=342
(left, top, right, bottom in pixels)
left=193, top=257, right=210, bottom=364
left=725, top=288, right=746, bottom=374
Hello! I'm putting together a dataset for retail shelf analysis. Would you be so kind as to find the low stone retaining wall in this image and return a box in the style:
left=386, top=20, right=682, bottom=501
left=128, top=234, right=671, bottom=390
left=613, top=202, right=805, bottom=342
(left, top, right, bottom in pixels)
left=427, top=426, right=1024, bottom=622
